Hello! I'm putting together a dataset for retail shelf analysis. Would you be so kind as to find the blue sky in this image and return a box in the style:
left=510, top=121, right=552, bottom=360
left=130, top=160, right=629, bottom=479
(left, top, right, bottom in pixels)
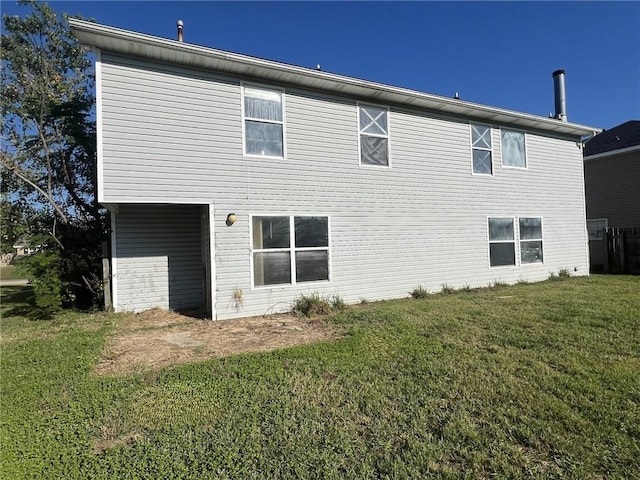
left=2, top=1, right=639, bottom=129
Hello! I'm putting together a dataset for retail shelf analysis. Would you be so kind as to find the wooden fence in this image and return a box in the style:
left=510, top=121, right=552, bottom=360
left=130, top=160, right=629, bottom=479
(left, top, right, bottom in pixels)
left=606, top=226, right=640, bottom=274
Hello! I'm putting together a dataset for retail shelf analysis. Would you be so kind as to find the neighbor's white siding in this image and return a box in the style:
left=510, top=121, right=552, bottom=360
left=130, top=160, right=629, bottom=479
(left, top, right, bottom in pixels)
left=114, top=204, right=204, bottom=312
left=100, top=53, right=589, bottom=320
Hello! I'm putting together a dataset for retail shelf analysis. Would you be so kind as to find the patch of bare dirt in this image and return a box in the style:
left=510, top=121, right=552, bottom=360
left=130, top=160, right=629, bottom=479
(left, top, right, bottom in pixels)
left=93, top=309, right=341, bottom=375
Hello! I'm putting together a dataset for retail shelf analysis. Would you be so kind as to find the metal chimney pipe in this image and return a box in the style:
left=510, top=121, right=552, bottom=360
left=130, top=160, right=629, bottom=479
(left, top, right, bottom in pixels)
left=553, top=69, right=567, bottom=122
left=177, top=20, right=184, bottom=42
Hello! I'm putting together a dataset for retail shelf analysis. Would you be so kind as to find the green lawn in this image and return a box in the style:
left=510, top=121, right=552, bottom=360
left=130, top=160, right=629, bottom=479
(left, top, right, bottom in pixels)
left=1, top=276, right=639, bottom=479
left=0, top=265, right=28, bottom=281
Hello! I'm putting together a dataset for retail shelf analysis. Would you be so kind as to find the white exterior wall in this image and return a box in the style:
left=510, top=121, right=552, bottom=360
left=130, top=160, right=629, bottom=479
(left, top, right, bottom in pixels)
left=100, top=53, right=589, bottom=320
left=113, top=204, right=204, bottom=312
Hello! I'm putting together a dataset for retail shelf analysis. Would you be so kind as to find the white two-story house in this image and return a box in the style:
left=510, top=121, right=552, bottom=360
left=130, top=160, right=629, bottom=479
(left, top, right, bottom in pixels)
left=71, top=20, right=599, bottom=320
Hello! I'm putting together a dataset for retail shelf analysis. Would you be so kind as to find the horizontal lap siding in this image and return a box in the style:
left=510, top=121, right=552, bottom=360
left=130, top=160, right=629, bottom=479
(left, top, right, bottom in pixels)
left=100, top=54, right=588, bottom=319
left=100, top=53, right=245, bottom=203
left=214, top=92, right=588, bottom=319
left=115, top=204, right=203, bottom=312
left=585, top=153, right=640, bottom=227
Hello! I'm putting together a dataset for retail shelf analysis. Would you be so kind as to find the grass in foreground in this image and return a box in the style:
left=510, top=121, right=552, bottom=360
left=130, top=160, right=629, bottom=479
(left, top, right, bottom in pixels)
left=1, top=276, right=639, bottom=479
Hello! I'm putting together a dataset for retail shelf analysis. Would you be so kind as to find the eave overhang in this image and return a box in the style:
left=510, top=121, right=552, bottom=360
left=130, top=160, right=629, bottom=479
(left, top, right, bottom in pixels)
left=70, top=19, right=600, bottom=138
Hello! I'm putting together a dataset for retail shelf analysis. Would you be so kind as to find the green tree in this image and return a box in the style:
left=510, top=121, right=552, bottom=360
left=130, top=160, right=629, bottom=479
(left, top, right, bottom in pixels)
left=1, top=0, right=106, bottom=313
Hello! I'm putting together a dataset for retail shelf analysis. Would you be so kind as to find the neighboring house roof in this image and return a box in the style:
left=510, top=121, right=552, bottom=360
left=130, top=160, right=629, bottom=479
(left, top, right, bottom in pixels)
left=69, top=19, right=600, bottom=139
left=12, top=237, right=31, bottom=249
left=583, top=120, right=640, bottom=157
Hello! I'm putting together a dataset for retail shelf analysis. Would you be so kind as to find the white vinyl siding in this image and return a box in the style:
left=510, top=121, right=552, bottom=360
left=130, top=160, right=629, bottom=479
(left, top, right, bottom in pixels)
left=252, top=215, right=330, bottom=288
left=242, top=85, right=284, bottom=158
left=358, top=104, right=390, bottom=166
left=98, top=53, right=589, bottom=320
left=501, top=129, right=527, bottom=168
left=114, top=204, right=204, bottom=312
left=471, top=124, right=493, bottom=175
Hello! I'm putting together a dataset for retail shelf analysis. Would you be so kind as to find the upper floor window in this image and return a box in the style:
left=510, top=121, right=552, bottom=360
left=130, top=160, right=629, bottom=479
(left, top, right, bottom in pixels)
left=471, top=124, right=493, bottom=175
left=501, top=129, right=526, bottom=168
left=359, top=105, right=389, bottom=166
left=243, top=85, right=284, bottom=157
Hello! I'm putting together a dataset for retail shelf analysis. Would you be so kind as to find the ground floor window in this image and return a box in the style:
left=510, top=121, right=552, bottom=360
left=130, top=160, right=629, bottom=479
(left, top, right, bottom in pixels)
left=519, top=217, right=543, bottom=264
left=252, top=215, right=329, bottom=287
left=488, top=217, right=516, bottom=266
left=488, top=217, right=543, bottom=267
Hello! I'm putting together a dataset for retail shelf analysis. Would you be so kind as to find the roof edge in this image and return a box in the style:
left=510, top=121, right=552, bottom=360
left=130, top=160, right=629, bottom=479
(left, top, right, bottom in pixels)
left=70, top=19, right=601, bottom=138
left=584, top=144, right=640, bottom=161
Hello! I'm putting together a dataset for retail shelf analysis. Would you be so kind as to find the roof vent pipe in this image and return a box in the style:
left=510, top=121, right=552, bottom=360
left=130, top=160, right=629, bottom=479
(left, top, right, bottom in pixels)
left=553, top=69, right=567, bottom=122
left=177, top=20, right=184, bottom=42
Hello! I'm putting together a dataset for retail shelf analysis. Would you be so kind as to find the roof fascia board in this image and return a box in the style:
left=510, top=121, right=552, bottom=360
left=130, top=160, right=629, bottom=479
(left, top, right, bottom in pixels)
left=584, top=144, right=640, bottom=161
left=70, top=19, right=600, bottom=138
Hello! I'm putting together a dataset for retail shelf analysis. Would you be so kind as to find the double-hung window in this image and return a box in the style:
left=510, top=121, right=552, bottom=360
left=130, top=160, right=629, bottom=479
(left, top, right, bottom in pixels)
left=488, top=217, right=544, bottom=267
left=488, top=218, right=516, bottom=267
left=243, top=85, right=284, bottom=157
left=519, top=218, right=543, bottom=264
left=359, top=105, right=389, bottom=166
left=471, top=124, right=493, bottom=175
left=252, top=216, right=329, bottom=287
left=501, top=129, right=526, bottom=168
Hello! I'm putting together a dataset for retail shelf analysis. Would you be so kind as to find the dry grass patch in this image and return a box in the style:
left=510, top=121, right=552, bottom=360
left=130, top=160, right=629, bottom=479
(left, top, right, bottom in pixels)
left=93, top=308, right=341, bottom=375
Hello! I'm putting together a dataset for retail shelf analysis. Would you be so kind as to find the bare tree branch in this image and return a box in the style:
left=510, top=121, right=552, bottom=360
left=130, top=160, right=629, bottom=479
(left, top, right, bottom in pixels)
left=0, top=151, right=69, bottom=222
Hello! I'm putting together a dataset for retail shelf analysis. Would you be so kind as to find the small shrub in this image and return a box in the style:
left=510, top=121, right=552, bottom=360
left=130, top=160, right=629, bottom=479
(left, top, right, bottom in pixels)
left=292, top=292, right=346, bottom=317
left=16, top=250, right=62, bottom=319
left=292, top=292, right=331, bottom=317
left=359, top=298, right=369, bottom=305
left=440, top=283, right=455, bottom=295
left=461, top=284, right=474, bottom=293
left=558, top=268, right=571, bottom=278
left=550, top=268, right=571, bottom=281
left=491, top=279, right=507, bottom=288
left=330, top=294, right=347, bottom=311
left=410, top=286, right=429, bottom=299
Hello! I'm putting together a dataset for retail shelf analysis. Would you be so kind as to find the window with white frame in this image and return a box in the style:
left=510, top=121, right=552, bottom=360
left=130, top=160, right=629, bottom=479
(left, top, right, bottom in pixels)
left=243, top=86, right=284, bottom=157
left=471, top=124, right=493, bottom=174
left=488, top=217, right=516, bottom=266
left=501, top=129, right=526, bottom=168
left=519, top=217, right=543, bottom=264
left=359, top=105, right=389, bottom=166
left=252, top=216, right=329, bottom=287
left=488, top=217, right=544, bottom=267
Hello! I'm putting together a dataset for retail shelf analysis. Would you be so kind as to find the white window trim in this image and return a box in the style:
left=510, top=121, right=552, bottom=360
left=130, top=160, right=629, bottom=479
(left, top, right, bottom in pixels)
left=500, top=127, right=528, bottom=170
left=470, top=122, right=494, bottom=176
left=250, top=214, right=331, bottom=290
left=487, top=216, right=545, bottom=268
left=241, top=82, right=286, bottom=159
left=519, top=217, right=544, bottom=266
left=357, top=102, right=391, bottom=168
left=487, top=217, right=517, bottom=268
